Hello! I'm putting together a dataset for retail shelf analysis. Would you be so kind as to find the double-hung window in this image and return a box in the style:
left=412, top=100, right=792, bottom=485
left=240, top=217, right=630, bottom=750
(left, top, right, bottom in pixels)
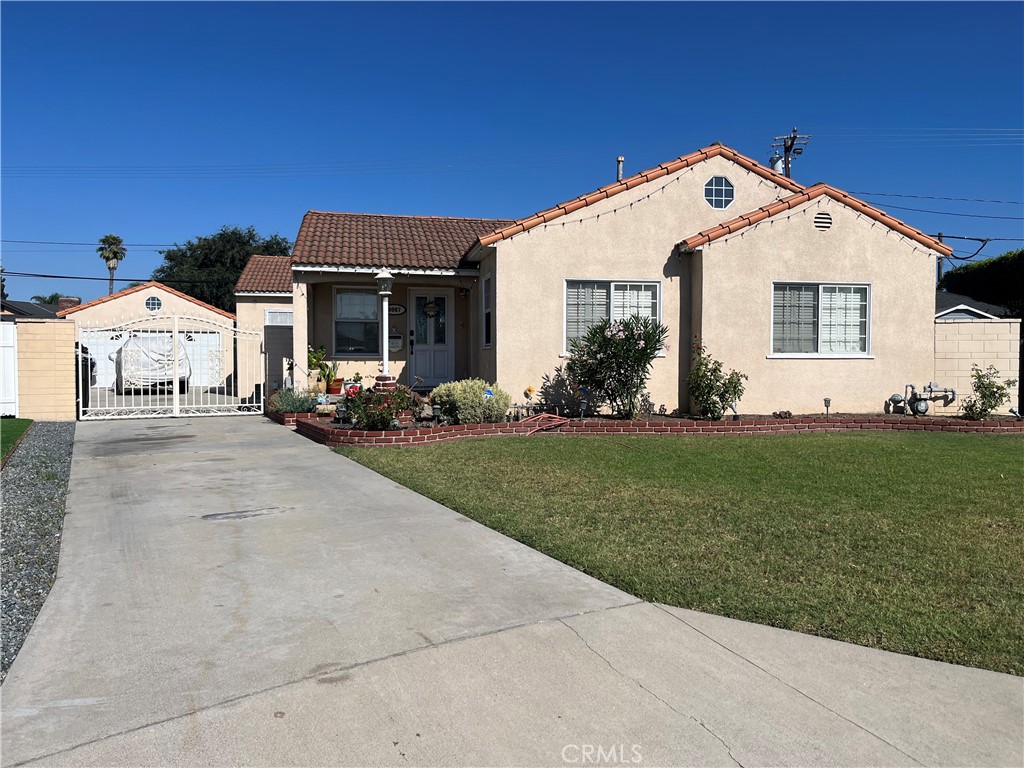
left=772, top=283, right=869, bottom=356
left=334, top=288, right=379, bottom=356
left=565, top=280, right=659, bottom=348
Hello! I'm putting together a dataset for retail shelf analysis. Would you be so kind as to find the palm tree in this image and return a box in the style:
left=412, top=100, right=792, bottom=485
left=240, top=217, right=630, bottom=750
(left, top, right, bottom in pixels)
left=30, top=292, right=66, bottom=305
left=97, top=234, right=127, bottom=295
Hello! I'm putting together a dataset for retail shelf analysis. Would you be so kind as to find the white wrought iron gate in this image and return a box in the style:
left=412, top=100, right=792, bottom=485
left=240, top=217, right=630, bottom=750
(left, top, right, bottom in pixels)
left=76, top=314, right=264, bottom=420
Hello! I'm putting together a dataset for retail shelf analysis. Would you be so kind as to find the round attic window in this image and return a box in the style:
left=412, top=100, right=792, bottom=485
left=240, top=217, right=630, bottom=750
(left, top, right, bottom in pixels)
left=704, top=177, right=734, bottom=209
left=813, top=212, right=833, bottom=231
left=145, top=296, right=162, bottom=312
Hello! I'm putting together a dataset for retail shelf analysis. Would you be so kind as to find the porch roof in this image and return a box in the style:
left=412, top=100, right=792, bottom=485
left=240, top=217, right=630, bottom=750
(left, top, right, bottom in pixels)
left=235, top=254, right=292, bottom=294
left=292, top=211, right=513, bottom=271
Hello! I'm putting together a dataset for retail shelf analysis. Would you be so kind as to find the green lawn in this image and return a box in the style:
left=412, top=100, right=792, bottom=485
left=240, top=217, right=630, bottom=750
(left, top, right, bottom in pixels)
left=1, top=419, right=32, bottom=462
left=338, top=432, right=1024, bottom=675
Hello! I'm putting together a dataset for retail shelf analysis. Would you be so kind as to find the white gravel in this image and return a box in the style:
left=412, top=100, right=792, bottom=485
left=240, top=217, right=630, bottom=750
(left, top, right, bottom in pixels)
left=1, top=421, right=76, bottom=682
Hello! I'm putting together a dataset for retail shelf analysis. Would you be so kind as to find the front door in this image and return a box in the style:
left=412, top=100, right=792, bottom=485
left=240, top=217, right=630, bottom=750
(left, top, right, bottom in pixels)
left=408, top=289, right=454, bottom=389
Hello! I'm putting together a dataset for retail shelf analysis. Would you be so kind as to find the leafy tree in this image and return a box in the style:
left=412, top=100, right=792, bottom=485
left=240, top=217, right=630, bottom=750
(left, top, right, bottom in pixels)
left=0, top=268, right=8, bottom=301
left=30, top=292, right=67, bottom=305
left=939, top=249, right=1023, bottom=318
left=97, top=234, right=127, bottom=296
left=151, top=226, right=291, bottom=313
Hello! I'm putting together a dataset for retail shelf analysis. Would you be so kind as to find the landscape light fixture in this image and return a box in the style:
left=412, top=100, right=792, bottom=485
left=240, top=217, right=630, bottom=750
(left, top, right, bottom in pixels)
left=824, top=397, right=831, bottom=416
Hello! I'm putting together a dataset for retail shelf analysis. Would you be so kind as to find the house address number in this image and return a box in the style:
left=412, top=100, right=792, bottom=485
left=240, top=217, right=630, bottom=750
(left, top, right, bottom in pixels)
left=388, top=304, right=406, bottom=316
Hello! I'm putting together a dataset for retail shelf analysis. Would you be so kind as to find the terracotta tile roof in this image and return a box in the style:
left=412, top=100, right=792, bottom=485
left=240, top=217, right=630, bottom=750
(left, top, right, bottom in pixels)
left=677, top=183, right=954, bottom=256
left=57, top=281, right=236, bottom=320
left=235, top=255, right=292, bottom=294
left=292, top=211, right=513, bottom=271
left=476, top=143, right=804, bottom=248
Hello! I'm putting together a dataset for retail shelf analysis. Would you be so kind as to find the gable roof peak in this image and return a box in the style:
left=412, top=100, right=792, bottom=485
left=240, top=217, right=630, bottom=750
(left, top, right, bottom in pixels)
left=57, top=281, right=236, bottom=319
left=476, top=143, right=803, bottom=248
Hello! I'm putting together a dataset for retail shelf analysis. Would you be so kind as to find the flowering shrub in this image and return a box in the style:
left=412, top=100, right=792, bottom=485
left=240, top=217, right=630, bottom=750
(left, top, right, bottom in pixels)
left=961, top=364, right=1018, bottom=420
left=346, top=386, right=418, bottom=430
left=430, top=379, right=511, bottom=423
left=564, top=316, right=668, bottom=419
left=687, top=338, right=747, bottom=420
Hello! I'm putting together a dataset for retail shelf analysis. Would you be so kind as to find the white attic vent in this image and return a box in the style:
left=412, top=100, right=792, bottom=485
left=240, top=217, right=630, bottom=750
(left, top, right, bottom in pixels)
left=813, top=212, right=833, bottom=231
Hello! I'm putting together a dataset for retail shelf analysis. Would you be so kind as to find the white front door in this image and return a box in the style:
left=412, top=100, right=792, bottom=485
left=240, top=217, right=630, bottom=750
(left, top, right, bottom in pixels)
left=408, top=289, right=454, bottom=388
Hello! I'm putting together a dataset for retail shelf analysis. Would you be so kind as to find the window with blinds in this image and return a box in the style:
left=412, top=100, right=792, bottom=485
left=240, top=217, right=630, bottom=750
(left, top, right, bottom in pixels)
left=265, top=310, right=293, bottom=326
left=772, top=283, right=869, bottom=355
left=566, top=280, right=659, bottom=347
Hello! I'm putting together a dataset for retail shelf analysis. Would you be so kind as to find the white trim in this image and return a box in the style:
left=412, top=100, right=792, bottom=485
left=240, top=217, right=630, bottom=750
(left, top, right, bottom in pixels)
left=294, top=265, right=477, bottom=277
left=767, top=354, right=876, bottom=360
left=934, top=304, right=999, bottom=320
left=562, top=277, right=663, bottom=353
left=769, top=280, right=872, bottom=357
left=332, top=285, right=382, bottom=359
left=235, top=291, right=291, bottom=297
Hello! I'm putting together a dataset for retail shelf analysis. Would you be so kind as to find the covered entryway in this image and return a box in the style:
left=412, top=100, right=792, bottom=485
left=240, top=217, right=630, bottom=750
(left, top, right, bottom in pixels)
left=76, top=313, right=264, bottom=420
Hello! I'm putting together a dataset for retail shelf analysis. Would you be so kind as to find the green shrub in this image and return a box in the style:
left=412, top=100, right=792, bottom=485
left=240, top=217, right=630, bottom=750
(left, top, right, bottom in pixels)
left=960, top=364, right=1018, bottom=420
left=564, top=316, right=668, bottom=419
left=347, top=386, right=418, bottom=430
left=687, top=338, right=747, bottom=420
left=430, top=379, right=511, bottom=423
left=269, top=387, right=319, bottom=414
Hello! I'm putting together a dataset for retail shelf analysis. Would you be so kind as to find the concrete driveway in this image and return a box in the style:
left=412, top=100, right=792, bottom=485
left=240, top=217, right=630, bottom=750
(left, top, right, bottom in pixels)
left=2, top=418, right=1020, bottom=767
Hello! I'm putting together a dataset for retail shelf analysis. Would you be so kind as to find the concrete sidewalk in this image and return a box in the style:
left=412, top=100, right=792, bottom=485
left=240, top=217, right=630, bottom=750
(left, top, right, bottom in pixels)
left=2, top=418, right=1020, bottom=767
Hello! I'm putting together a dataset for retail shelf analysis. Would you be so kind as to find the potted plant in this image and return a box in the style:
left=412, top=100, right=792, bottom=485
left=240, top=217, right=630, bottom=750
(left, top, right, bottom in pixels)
left=307, top=345, right=328, bottom=392
left=322, top=361, right=342, bottom=395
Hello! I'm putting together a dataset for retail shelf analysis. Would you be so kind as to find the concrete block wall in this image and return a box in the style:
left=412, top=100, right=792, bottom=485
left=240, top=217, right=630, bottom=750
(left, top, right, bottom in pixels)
left=933, top=318, right=1021, bottom=415
left=16, top=319, right=77, bottom=420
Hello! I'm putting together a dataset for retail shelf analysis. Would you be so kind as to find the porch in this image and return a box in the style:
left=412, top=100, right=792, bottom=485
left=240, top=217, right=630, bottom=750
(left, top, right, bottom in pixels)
left=291, top=270, right=481, bottom=392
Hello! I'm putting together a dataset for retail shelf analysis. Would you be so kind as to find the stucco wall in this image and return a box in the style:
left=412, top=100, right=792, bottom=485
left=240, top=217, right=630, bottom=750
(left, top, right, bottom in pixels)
left=66, top=285, right=231, bottom=326
left=490, top=155, right=794, bottom=410
left=933, top=318, right=1020, bottom=415
left=16, top=319, right=76, bottom=421
left=694, top=196, right=937, bottom=414
left=236, top=295, right=293, bottom=394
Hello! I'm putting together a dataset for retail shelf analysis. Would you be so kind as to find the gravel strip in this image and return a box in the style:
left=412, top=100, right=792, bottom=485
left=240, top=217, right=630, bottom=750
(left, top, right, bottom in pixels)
left=1, top=421, right=76, bottom=682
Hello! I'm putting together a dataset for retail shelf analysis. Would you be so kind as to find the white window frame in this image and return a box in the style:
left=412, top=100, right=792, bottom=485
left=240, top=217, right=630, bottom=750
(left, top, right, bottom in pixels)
left=264, top=309, right=293, bottom=326
left=562, top=278, right=662, bottom=354
left=332, top=285, right=381, bottom=359
left=704, top=176, right=735, bottom=209
left=481, top=274, right=493, bottom=349
left=769, top=281, right=873, bottom=359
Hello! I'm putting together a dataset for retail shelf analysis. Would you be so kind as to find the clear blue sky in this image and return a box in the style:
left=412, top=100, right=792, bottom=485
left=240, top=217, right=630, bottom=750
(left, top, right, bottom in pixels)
left=2, top=1, right=1022, bottom=304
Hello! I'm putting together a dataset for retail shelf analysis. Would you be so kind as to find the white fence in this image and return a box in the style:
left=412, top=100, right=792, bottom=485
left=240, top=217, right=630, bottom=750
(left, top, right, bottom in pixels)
left=77, top=314, right=264, bottom=420
left=0, top=323, right=17, bottom=417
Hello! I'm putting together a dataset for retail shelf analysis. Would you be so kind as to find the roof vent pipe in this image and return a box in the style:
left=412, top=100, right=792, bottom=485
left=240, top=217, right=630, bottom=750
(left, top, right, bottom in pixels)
left=616, top=156, right=624, bottom=182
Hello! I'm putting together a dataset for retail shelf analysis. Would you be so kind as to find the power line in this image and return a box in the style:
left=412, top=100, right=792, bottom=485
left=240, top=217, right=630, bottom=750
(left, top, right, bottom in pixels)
left=2, top=239, right=178, bottom=247
left=1, top=271, right=235, bottom=285
left=870, top=203, right=1024, bottom=220
left=850, top=191, right=1023, bottom=205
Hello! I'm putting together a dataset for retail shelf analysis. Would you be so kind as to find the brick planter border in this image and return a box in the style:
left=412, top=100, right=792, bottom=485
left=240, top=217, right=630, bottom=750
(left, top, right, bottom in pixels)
left=265, top=411, right=321, bottom=427
left=290, top=415, right=1024, bottom=448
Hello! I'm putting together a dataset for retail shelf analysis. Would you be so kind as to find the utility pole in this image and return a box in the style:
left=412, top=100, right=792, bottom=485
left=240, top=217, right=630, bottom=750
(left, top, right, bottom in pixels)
left=770, top=127, right=812, bottom=178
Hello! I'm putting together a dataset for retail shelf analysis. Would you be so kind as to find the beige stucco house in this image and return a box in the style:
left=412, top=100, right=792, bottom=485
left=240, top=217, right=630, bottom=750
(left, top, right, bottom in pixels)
left=236, top=143, right=1023, bottom=415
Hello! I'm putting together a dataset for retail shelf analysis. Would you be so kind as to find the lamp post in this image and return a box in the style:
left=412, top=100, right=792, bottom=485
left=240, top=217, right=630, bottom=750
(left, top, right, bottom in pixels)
left=374, top=268, right=395, bottom=387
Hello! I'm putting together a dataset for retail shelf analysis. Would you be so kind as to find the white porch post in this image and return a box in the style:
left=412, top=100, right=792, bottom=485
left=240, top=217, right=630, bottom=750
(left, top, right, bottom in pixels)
left=381, top=292, right=390, bottom=377
left=291, top=279, right=309, bottom=389
left=373, top=268, right=395, bottom=390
